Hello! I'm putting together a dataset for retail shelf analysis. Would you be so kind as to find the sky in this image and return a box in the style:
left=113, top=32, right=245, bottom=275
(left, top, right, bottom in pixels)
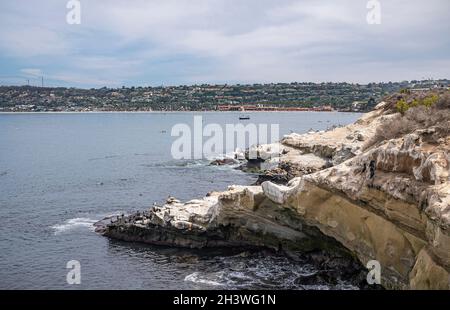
left=0, top=0, right=449, bottom=88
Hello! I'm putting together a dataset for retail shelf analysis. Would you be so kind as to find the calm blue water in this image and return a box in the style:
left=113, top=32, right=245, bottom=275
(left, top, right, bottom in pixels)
left=0, top=111, right=360, bottom=289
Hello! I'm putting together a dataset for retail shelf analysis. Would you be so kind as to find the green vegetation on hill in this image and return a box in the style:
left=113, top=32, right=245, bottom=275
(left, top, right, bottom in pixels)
left=367, top=89, right=450, bottom=148
left=0, top=80, right=448, bottom=112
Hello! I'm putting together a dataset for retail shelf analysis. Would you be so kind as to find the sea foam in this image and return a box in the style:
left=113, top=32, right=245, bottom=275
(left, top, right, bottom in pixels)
left=51, top=217, right=98, bottom=235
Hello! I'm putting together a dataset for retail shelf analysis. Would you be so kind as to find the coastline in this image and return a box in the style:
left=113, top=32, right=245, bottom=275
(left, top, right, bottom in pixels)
left=96, top=90, right=450, bottom=290
left=0, top=110, right=357, bottom=114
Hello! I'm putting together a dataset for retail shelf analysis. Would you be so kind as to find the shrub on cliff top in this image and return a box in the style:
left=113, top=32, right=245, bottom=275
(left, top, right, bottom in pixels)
left=382, top=89, right=446, bottom=113
left=396, top=99, right=409, bottom=115
left=423, top=94, right=439, bottom=107
left=365, top=91, right=450, bottom=149
left=395, top=94, right=440, bottom=114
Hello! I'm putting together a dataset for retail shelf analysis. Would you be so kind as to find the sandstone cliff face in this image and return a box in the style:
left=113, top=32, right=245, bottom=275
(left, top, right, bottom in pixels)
left=101, top=187, right=341, bottom=252
left=100, top=94, right=450, bottom=290
left=262, top=102, right=450, bottom=289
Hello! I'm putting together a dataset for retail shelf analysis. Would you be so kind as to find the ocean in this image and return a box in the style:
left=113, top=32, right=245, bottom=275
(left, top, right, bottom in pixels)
left=0, top=111, right=361, bottom=289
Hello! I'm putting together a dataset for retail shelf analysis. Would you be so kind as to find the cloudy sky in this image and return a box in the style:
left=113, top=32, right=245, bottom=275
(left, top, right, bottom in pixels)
left=0, top=0, right=449, bottom=88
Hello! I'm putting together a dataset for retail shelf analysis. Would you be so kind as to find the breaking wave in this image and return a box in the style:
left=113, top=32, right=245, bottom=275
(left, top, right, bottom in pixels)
left=184, top=272, right=225, bottom=286
left=182, top=252, right=360, bottom=290
left=51, top=217, right=98, bottom=235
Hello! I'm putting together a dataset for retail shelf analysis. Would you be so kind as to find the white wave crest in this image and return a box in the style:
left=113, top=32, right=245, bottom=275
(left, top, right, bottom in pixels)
left=184, top=272, right=225, bottom=286
left=51, top=217, right=98, bottom=235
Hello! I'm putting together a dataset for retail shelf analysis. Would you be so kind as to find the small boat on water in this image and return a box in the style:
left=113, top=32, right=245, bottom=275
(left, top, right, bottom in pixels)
left=239, top=115, right=250, bottom=120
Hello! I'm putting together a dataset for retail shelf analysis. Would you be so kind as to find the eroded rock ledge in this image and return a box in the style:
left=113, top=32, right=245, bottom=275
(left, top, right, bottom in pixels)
left=98, top=94, right=450, bottom=290
left=98, top=187, right=347, bottom=253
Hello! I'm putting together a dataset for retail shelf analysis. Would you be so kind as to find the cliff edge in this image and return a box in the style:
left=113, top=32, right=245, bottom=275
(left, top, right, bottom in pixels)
left=98, top=90, right=450, bottom=289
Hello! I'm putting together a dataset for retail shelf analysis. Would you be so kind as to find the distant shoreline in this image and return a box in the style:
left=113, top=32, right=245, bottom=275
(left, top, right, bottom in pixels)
left=0, top=110, right=362, bottom=114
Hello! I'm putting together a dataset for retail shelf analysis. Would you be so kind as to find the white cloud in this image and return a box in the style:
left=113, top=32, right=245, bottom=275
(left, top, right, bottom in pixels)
left=0, top=0, right=448, bottom=86
left=0, top=26, right=69, bottom=57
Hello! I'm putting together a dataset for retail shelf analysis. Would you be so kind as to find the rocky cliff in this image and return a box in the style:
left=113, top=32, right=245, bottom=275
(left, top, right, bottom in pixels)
left=98, top=90, right=450, bottom=290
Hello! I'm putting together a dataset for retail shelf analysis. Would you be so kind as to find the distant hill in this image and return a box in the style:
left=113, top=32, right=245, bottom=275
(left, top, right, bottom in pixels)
left=0, top=80, right=448, bottom=112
